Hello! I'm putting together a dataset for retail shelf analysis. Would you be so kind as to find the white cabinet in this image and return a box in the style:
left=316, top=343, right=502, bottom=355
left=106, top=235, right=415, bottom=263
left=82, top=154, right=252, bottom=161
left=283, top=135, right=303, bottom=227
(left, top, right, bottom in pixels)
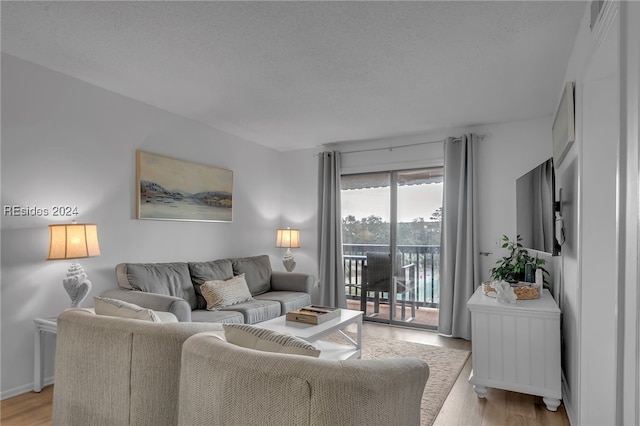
left=467, top=287, right=562, bottom=411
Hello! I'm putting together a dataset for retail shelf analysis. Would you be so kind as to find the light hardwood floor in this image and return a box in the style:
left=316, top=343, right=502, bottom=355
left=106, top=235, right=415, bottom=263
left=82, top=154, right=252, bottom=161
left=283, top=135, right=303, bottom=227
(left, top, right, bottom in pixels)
left=1, top=322, right=570, bottom=426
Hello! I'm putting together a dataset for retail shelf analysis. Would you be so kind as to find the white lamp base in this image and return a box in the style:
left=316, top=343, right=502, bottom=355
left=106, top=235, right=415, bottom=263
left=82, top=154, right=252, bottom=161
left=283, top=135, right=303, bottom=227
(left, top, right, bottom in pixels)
left=63, top=261, right=92, bottom=308
left=282, top=248, right=296, bottom=272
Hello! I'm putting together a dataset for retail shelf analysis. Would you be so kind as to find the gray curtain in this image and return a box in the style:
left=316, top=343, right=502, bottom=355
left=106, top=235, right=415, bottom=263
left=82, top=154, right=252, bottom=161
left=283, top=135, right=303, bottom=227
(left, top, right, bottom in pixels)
left=438, top=134, right=479, bottom=340
left=317, top=151, right=346, bottom=308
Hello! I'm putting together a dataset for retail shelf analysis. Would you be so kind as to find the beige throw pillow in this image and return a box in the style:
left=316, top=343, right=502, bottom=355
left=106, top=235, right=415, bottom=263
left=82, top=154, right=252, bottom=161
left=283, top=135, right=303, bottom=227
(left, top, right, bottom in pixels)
left=201, top=274, right=253, bottom=310
left=93, top=296, right=164, bottom=322
left=223, top=324, right=321, bottom=357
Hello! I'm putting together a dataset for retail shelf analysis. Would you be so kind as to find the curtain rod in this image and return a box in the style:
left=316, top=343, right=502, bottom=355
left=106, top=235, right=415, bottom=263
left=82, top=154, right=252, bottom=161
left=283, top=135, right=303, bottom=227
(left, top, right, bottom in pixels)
left=336, top=134, right=486, bottom=155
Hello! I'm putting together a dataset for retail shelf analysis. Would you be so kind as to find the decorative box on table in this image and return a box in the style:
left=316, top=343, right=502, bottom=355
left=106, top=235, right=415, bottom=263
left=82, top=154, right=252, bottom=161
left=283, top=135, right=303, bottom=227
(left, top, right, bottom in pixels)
left=286, top=305, right=340, bottom=325
left=482, top=281, right=541, bottom=300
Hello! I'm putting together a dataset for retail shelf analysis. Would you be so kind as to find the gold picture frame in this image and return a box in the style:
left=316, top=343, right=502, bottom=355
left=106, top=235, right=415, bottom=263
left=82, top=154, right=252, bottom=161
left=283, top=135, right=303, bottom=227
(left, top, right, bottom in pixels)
left=136, top=150, right=233, bottom=222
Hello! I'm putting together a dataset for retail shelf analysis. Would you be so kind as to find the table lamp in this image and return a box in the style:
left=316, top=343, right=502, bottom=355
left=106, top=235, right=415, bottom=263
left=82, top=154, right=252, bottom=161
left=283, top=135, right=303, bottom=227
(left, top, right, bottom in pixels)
left=275, top=228, right=300, bottom=272
left=47, top=222, right=101, bottom=307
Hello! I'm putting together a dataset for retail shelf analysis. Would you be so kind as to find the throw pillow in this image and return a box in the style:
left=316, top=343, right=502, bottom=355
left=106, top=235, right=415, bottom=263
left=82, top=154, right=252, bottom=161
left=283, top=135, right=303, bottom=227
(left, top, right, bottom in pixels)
left=188, top=259, right=234, bottom=309
left=93, top=296, right=163, bottom=322
left=200, top=274, right=253, bottom=311
left=223, top=324, right=321, bottom=357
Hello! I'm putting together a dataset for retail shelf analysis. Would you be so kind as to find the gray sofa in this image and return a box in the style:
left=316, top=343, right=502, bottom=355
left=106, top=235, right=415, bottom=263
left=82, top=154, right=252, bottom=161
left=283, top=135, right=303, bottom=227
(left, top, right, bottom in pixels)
left=101, top=255, right=313, bottom=324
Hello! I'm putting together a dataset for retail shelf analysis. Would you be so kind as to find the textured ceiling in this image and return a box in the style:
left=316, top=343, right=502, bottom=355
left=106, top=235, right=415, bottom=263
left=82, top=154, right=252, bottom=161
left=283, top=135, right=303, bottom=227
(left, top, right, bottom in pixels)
left=1, top=1, right=585, bottom=151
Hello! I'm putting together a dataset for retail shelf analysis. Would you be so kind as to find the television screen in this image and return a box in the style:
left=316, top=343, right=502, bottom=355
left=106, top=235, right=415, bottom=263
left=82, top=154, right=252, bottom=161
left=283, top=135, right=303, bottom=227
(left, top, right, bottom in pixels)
left=516, top=158, right=559, bottom=255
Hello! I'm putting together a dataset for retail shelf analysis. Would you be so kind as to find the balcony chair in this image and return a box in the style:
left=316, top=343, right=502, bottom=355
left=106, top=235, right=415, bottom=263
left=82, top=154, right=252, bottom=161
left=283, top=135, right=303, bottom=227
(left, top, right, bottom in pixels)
left=360, top=252, right=416, bottom=321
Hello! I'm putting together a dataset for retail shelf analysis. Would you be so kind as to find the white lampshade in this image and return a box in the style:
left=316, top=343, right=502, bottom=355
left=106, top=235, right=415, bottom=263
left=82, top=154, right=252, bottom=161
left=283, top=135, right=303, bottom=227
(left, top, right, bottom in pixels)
left=47, top=223, right=101, bottom=260
left=275, top=228, right=301, bottom=248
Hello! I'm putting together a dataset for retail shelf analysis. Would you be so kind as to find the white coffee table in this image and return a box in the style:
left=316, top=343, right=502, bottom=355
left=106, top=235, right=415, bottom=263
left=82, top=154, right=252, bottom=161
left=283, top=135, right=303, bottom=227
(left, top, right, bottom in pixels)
left=256, top=308, right=363, bottom=360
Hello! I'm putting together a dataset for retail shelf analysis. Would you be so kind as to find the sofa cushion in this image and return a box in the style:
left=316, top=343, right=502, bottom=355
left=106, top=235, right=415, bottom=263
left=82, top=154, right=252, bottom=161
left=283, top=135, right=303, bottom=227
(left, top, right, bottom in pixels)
left=188, top=259, right=234, bottom=309
left=93, top=296, right=166, bottom=322
left=221, top=299, right=281, bottom=324
left=254, top=291, right=312, bottom=314
left=223, top=324, right=320, bottom=357
left=117, top=262, right=198, bottom=310
left=231, top=255, right=272, bottom=296
left=201, top=274, right=254, bottom=310
left=190, top=309, right=245, bottom=324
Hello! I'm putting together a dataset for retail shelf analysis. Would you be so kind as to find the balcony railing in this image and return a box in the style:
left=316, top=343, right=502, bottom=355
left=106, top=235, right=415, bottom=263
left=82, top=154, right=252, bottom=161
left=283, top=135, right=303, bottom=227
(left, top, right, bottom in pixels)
left=343, top=243, right=440, bottom=308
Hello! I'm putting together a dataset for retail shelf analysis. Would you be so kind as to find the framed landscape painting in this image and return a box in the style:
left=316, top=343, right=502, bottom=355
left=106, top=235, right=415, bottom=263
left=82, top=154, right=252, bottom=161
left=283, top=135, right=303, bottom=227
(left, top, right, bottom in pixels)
left=136, top=150, right=233, bottom=222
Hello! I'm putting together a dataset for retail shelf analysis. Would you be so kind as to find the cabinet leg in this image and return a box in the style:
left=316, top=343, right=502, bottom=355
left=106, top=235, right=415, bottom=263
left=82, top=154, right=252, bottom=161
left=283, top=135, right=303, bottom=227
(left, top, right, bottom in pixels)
left=543, top=397, right=561, bottom=411
left=473, top=385, right=488, bottom=398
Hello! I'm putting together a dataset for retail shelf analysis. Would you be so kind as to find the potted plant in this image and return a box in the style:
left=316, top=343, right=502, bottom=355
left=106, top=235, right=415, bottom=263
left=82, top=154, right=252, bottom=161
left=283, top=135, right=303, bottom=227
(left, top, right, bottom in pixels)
left=490, top=235, right=549, bottom=287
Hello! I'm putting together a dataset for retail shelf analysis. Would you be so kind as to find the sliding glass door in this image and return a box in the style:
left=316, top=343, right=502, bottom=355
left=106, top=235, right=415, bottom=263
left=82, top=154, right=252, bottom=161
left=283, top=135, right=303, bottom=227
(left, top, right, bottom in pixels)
left=341, top=167, right=442, bottom=329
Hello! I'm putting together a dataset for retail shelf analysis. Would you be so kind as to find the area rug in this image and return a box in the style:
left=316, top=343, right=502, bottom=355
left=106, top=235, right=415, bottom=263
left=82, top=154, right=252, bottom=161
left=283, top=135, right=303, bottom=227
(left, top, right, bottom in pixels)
left=321, top=333, right=470, bottom=426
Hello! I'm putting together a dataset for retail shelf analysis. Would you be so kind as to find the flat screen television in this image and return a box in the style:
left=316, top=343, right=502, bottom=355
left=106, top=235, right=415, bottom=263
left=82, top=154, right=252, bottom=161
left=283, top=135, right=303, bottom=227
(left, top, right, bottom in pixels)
left=516, top=158, right=560, bottom=256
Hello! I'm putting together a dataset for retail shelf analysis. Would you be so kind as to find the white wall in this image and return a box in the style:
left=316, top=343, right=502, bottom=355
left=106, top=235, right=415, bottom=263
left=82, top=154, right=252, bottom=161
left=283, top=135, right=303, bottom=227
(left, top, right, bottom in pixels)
left=555, top=2, right=640, bottom=424
left=554, top=5, right=590, bottom=422
left=0, top=54, right=299, bottom=397
left=580, top=13, right=619, bottom=422
left=279, top=147, right=321, bottom=301
left=473, top=118, right=555, bottom=283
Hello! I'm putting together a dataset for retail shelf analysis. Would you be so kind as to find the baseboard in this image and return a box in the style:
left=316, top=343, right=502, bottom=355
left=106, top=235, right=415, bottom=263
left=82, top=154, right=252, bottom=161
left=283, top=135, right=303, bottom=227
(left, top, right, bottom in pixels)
left=1, top=376, right=54, bottom=400
left=561, top=370, right=576, bottom=425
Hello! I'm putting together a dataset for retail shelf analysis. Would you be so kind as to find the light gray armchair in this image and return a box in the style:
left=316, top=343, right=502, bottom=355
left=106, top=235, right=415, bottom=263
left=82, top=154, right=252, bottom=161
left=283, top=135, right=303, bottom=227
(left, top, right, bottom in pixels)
left=52, top=309, right=225, bottom=426
left=178, top=332, right=430, bottom=426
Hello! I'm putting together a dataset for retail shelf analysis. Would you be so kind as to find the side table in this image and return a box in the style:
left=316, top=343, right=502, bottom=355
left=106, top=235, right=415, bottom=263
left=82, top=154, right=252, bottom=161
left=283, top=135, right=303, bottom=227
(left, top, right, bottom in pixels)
left=34, top=317, right=57, bottom=392
left=467, top=287, right=562, bottom=411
